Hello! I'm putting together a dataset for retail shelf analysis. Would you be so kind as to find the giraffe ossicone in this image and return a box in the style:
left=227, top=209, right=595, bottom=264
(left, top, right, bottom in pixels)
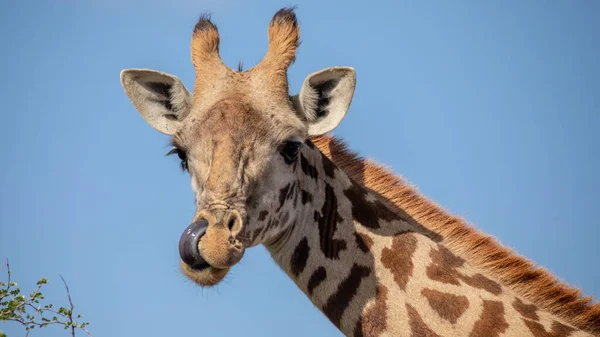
left=120, top=8, right=600, bottom=337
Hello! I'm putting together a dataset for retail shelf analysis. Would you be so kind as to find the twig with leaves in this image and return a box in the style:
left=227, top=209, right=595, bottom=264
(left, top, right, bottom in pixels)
left=0, top=259, right=93, bottom=337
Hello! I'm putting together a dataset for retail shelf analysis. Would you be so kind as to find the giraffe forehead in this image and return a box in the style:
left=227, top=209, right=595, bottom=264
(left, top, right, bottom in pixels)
left=179, top=94, right=305, bottom=147
left=193, top=99, right=265, bottom=134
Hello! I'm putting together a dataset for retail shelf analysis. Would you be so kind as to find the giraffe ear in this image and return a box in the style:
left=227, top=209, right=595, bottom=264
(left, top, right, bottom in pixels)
left=293, top=66, right=356, bottom=136
left=120, top=68, right=192, bottom=135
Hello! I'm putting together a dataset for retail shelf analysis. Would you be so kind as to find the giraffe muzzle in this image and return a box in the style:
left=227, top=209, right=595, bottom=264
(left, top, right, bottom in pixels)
left=178, top=210, right=246, bottom=273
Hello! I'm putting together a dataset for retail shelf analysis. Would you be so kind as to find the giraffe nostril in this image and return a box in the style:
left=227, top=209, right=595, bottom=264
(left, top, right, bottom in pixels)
left=179, top=219, right=210, bottom=270
left=228, top=218, right=236, bottom=231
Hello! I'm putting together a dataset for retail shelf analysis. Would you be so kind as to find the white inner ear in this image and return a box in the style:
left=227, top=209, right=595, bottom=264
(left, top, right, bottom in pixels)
left=120, top=68, right=192, bottom=135
left=296, top=66, right=356, bottom=136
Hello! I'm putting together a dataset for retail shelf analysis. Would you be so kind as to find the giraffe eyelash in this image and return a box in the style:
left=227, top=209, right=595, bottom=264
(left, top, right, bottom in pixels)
left=166, top=147, right=189, bottom=171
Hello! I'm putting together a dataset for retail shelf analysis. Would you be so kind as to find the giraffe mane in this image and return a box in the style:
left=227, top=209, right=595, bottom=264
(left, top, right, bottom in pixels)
left=311, top=134, right=600, bottom=335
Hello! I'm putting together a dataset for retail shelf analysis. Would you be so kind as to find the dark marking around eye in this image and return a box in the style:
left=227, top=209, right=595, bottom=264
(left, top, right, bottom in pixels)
left=281, top=141, right=301, bottom=164
left=300, top=154, right=319, bottom=180
left=305, top=139, right=316, bottom=149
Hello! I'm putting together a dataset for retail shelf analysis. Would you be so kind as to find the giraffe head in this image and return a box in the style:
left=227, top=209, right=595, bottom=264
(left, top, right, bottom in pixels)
left=120, top=8, right=356, bottom=286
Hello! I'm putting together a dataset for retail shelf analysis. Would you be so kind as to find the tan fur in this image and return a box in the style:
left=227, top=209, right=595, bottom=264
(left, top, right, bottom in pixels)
left=311, top=135, right=600, bottom=335
left=190, top=18, right=232, bottom=101
left=248, top=7, right=300, bottom=98
left=190, top=20, right=221, bottom=68
left=255, top=8, right=300, bottom=74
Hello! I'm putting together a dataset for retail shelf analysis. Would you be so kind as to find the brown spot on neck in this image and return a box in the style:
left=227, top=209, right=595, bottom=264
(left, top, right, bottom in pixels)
left=513, top=298, right=540, bottom=321
left=381, top=233, right=417, bottom=290
left=307, top=267, right=327, bottom=295
left=353, top=320, right=363, bottom=337
left=355, top=233, right=373, bottom=253
left=290, top=237, right=310, bottom=277
left=315, top=183, right=347, bottom=259
left=421, top=288, right=469, bottom=324
left=322, top=154, right=336, bottom=178
left=468, top=300, right=508, bottom=337
left=523, top=319, right=576, bottom=337
left=406, top=303, right=441, bottom=337
left=427, top=244, right=503, bottom=295
left=322, top=264, right=371, bottom=328
left=426, top=245, right=463, bottom=286
left=461, top=273, right=502, bottom=296
left=344, top=180, right=408, bottom=229
left=360, top=285, right=388, bottom=337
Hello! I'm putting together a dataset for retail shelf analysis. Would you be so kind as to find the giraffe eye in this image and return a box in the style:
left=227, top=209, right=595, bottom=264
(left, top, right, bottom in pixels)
left=167, top=147, right=189, bottom=171
left=281, top=141, right=301, bottom=164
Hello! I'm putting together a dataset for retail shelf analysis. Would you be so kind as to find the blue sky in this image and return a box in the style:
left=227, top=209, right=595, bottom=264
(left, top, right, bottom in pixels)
left=1, top=1, right=599, bottom=336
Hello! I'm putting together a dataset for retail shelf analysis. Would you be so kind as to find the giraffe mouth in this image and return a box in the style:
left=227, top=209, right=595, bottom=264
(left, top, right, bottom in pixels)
left=179, top=220, right=212, bottom=270
left=178, top=219, right=241, bottom=286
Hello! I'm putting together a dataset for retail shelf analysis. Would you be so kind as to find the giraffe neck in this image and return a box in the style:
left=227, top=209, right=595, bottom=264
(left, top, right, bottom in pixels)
left=264, top=139, right=594, bottom=337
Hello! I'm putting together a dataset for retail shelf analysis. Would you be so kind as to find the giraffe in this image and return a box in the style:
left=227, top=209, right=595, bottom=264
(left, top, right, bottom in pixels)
left=119, top=8, right=600, bottom=337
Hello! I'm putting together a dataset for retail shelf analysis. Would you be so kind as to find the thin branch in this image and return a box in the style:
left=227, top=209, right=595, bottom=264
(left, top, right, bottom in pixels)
left=60, top=275, right=76, bottom=337
left=24, top=302, right=42, bottom=337
left=5, top=260, right=9, bottom=281
left=5, top=259, right=10, bottom=291
left=4, top=317, right=65, bottom=328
